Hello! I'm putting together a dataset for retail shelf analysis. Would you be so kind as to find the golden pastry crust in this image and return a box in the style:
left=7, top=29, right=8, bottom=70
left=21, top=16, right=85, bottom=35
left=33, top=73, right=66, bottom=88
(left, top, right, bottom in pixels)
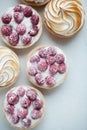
left=0, top=4, right=42, bottom=49
left=0, top=46, right=20, bottom=89
left=44, top=0, right=85, bottom=38
left=26, top=45, right=68, bottom=89
left=21, top=0, right=50, bottom=6
left=3, top=86, right=46, bottom=129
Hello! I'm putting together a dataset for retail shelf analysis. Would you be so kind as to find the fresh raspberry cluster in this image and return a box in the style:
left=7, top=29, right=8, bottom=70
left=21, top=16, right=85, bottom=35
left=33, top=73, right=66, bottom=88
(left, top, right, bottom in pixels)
left=1, top=5, right=39, bottom=47
left=28, top=46, right=67, bottom=87
left=5, top=87, right=43, bottom=128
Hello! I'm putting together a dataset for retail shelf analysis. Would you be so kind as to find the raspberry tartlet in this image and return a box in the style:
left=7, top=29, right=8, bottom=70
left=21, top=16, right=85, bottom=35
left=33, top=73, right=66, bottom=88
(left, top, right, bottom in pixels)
left=44, top=0, right=85, bottom=38
left=0, top=46, right=20, bottom=89
left=21, top=0, right=50, bottom=6
left=3, top=86, right=46, bottom=129
left=26, top=46, right=68, bottom=89
left=0, top=4, right=42, bottom=49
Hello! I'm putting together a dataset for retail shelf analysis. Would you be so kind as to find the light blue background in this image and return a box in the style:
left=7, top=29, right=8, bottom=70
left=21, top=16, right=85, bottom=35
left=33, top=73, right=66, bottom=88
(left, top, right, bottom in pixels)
left=0, top=0, right=87, bottom=130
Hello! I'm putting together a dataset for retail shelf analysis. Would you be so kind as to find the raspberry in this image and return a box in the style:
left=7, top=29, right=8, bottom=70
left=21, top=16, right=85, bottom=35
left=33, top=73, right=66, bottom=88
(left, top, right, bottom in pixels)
left=22, top=118, right=31, bottom=128
left=11, top=114, right=19, bottom=124
left=14, top=12, right=24, bottom=24
left=49, top=64, right=58, bottom=75
left=29, top=26, right=39, bottom=36
left=30, top=55, right=40, bottom=63
left=31, top=110, right=42, bottom=120
left=17, top=108, right=28, bottom=119
left=47, top=47, right=57, bottom=56
left=16, top=24, right=26, bottom=35
left=35, top=73, right=45, bottom=86
left=5, top=104, right=14, bottom=114
left=7, top=92, right=19, bottom=105
left=58, top=63, right=66, bottom=74
left=17, top=87, right=25, bottom=97
left=28, top=66, right=37, bottom=76
left=38, top=61, right=48, bottom=72
left=26, top=89, right=37, bottom=101
left=56, top=54, right=65, bottom=64
left=31, top=14, right=39, bottom=25
left=21, top=98, right=31, bottom=108
left=23, top=6, right=32, bottom=17
left=8, top=32, right=19, bottom=46
left=33, top=99, right=43, bottom=110
left=46, top=56, right=56, bottom=65
left=22, top=34, right=32, bottom=45
left=1, top=25, right=12, bottom=36
left=2, top=13, right=12, bottom=24
left=45, top=76, right=56, bottom=86
left=14, top=5, right=23, bottom=12
left=39, top=48, right=47, bottom=58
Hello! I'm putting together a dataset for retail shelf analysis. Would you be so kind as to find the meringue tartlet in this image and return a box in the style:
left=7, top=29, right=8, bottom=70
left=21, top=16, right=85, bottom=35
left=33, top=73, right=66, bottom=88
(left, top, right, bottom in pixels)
left=3, top=86, right=46, bottom=129
left=26, top=46, right=68, bottom=89
left=0, top=46, right=20, bottom=89
left=44, top=0, right=85, bottom=38
left=21, top=0, right=50, bottom=6
left=0, top=4, right=42, bottom=49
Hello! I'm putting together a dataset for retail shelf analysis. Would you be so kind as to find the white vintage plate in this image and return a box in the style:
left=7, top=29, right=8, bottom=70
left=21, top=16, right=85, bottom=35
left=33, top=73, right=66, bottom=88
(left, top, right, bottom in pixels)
left=0, top=0, right=87, bottom=130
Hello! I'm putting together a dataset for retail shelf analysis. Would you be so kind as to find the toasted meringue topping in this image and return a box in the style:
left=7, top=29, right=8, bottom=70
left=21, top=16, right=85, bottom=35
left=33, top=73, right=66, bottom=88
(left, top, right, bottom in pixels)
left=44, top=0, right=84, bottom=37
left=0, top=47, right=20, bottom=88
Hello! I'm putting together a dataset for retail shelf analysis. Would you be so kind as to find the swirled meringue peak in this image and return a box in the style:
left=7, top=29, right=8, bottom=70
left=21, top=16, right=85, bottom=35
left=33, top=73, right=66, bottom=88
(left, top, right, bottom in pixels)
left=44, top=0, right=85, bottom=38
left=0, top=46, right=20, bottom=89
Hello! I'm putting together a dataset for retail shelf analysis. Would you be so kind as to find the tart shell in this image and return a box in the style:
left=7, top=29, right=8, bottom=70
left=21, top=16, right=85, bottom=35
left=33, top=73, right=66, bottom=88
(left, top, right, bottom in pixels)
left=44, top=0, right=85, bottom=38
left=0, top=5, right=42, bottom=49
left=26, top=45, right=68, bottom=89
left=3, top=85, right=46, bottom=129
left=0, top=46, right=20, bottom=89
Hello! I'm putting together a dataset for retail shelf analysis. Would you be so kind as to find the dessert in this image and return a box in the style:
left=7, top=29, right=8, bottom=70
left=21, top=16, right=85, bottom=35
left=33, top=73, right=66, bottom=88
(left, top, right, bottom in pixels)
left=3, top=86, right=46, bottom=129
left=0, top=46, right=20, bottom=89
left=44, top=0, right=85, bottom=38
left=26, top=46, right=68, bottom=89
left=21, top=0, right=50, bottom=6
left=0, top=4, right=42, bottom=49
